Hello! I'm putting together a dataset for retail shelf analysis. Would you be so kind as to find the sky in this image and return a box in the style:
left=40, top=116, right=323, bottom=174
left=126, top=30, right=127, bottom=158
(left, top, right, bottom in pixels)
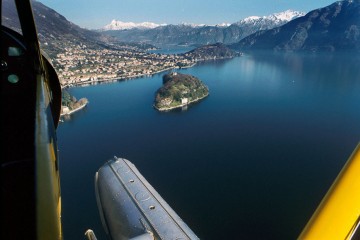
left=38, top=0, right=338, bottom=29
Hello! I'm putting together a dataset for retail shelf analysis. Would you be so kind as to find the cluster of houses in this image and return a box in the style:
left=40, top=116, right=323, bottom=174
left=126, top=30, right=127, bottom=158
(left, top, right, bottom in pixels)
left=51, top=44, right=195, bottom=87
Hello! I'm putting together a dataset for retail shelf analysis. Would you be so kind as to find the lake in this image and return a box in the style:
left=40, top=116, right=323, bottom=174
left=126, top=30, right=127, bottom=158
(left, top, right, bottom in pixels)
left=57, top=52, right=360, bottom=240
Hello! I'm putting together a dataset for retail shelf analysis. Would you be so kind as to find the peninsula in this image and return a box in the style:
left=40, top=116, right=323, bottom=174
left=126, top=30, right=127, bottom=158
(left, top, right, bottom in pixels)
left=60, top=90, right=89, bottom=117
left=154, top=73, right=209, bottom=111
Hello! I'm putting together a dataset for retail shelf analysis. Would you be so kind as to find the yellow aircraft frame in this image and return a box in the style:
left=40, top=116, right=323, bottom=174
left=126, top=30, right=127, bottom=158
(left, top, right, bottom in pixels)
left=299, top=144, right=360, bottom=240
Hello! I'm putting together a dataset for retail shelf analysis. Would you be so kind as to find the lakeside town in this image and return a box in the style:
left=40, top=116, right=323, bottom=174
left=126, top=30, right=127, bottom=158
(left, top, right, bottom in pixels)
left=52, top=43, right=197, bottom=88
left=52, top=43, right=198, bottom=117
left=48, top=38, right=239, bottom=117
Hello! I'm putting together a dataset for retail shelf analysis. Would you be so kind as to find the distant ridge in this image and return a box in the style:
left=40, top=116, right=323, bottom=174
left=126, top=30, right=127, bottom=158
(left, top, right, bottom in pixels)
left=102, top=20, right=166, bottom=30
left=231, top=0, right=360, bottom=52
left=100, top=20, right=232, bottom=31
left=2, top=0, right=114, bottom=55
left=101, top=10, right=305, bottom=46
left=1, top=0, right=156, bottom=57
left=234, top=10, right=305, bottom=27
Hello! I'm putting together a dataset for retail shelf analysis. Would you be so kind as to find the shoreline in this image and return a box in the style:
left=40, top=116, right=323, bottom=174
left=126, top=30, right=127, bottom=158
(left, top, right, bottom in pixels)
left=60, top=102, right=88, bottom=117
left=61, top=63, right=197, bottom=88
left=61, top=56, right=237, bottom=89
left=154, top=93, right=209, bottom=112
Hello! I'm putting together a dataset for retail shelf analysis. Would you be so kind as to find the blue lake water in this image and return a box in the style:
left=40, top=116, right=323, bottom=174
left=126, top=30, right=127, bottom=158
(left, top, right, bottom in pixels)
left=58, top=52, right=360, bottom=240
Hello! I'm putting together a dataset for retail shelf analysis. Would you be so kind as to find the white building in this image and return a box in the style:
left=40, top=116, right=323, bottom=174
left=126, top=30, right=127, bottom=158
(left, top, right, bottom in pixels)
left=181, top=98, right=189, bottom=105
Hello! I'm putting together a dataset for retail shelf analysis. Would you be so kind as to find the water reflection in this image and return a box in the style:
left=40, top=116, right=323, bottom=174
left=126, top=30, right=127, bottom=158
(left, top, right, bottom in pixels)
left=58, top=52, right=360, bottom=240
left=251, top=52, right=360, bottom=87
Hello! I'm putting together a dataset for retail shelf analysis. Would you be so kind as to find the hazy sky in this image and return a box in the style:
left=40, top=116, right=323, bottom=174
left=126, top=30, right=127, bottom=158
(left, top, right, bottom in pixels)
left=38, top=0, right=337, bottom=29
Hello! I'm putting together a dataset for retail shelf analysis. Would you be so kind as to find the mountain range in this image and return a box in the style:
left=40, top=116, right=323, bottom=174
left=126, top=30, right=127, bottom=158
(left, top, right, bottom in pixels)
left=102, top=20, right=167, bottom=31
left=100, top=10, right=304, bottom=32
left=101, top=10, right=304, bottom=46
left=2, top=0, right=359, bottom=55
left=2, top=0, right=155, bottom=58
left=101, top=20, right=232, bottom=31
left=232, top=0, right=360, bottom=52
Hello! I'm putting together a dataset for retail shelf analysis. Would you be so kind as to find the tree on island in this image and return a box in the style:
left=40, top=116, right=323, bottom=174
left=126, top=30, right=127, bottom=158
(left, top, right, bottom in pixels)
left=154, top=72, right=209, bottom=111
left=62, top=89, right=88, bottom=110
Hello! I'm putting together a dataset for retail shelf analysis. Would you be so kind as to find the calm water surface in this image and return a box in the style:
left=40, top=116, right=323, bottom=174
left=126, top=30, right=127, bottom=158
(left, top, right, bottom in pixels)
left=58, top=52, right=360, bottom=240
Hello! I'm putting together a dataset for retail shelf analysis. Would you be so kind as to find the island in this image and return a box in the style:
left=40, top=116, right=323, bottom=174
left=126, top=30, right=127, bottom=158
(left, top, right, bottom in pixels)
left=154, top=72, right=209, bottom=111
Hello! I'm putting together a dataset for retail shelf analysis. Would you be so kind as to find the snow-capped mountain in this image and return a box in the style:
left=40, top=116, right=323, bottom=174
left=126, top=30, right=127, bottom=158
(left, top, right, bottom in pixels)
left=102, top=20, right=230, bottom=31
left=215, top=23, right=231, bottom=27
left=232, top=0, right=360, bottom=52
left=235, top=10, right=305, bottom=26
left=179, top=22, right=230, bottom=28
left=270, top=10, right=305, bottom=21
left=101, top=9, right=305, bottom=46
left=102, top=20, right=166, bottom=30
left=102, top=10, right=303, bottom=32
